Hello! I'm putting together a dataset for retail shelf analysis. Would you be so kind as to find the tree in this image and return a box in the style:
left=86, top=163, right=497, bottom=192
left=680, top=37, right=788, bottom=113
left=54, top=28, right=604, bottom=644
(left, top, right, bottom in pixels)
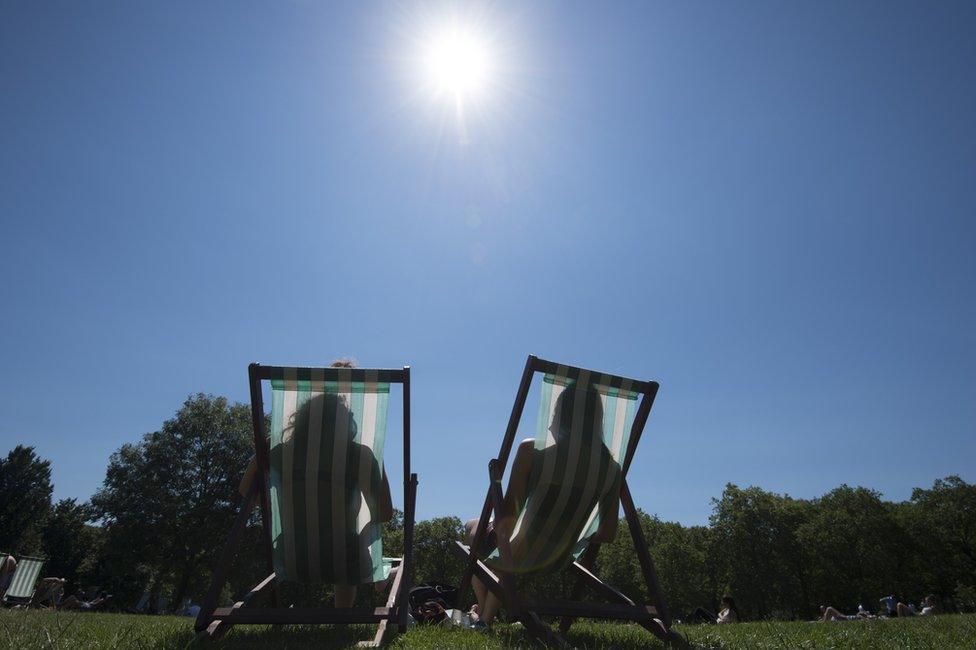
left=382, top=508, right=405, bottom=559
left=91, top=394, right=253, bottom=611
left=904, top=476, right=976, bottom=607
left=412, top=516, right=465, bottom=586
left=40, top=499, right=97, bottom=589
left=708, top=484, right=808, bottom=619
left=795, top=486, right=912, bottom=613
left=0, top=445, right=53, bottom=553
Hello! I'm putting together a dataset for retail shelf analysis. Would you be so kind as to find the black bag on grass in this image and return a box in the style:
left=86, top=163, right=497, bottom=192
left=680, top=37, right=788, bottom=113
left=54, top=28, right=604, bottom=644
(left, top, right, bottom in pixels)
left=408, top=582, right=458, bottom=624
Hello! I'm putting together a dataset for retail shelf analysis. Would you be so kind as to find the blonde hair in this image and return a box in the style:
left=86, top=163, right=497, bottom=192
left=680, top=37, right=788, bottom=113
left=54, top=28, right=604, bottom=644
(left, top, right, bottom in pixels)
left=330, top=358, right=356, bottom=368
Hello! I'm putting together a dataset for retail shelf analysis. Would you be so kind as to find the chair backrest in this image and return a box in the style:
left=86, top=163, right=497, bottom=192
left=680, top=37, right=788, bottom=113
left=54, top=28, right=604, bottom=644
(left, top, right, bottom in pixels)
left=491, top=362, right=648, bottom=573
left=266, top=368, right=392, bottom=585
left=4, top=557, right=44, bottom=601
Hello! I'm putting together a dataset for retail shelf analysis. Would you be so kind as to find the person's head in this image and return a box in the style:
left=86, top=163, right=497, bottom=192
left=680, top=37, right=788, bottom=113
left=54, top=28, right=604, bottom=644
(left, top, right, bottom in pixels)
left=299, top=391, right=357, bottom=442
left=550, top=383, right=604, bottom=443
left=286, top=358, right=360, bottom=442
left=924, top=594, right=938, bottom=608
left=721, top=595, right=740, bottom=619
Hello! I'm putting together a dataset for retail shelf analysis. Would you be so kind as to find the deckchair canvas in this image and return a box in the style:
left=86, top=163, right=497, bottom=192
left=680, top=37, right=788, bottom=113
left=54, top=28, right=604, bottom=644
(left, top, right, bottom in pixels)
left=2, top=557, right=45, bottom=606
left=483, top=372, right=640, bottom=573
left=196, top=364, right=417, bottom=647
left=454, top=356, right=683, bottom=647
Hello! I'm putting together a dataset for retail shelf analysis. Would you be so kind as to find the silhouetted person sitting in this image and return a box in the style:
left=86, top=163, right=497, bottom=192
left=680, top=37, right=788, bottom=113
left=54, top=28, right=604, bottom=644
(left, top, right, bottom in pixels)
left=464, top=383, right=621, bottom=627
left=275, top=358, right=395, bottom=608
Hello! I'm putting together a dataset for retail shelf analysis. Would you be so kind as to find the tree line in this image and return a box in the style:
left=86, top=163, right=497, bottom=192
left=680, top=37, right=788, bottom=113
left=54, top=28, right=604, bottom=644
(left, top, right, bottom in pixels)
left=1, top=394, right=973, bottom=619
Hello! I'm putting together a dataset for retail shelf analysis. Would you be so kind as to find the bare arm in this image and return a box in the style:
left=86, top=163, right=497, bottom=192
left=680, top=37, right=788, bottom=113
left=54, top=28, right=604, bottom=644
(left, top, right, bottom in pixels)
left=503, top=439, right=535, bottom=517
left=488, top=439, right=534, bottom=541
left=379, top=465, right=394, bottom=522
left=592, top=478, right=621, bottom=543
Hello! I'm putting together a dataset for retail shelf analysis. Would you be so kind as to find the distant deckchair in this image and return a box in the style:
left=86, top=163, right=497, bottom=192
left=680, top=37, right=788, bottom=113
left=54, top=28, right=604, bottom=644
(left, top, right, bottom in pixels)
left=196, top=364, right=417, bottom=647
left=1, top=556, right=45, bottom=607
left=453, top=356, right=683, bottom=646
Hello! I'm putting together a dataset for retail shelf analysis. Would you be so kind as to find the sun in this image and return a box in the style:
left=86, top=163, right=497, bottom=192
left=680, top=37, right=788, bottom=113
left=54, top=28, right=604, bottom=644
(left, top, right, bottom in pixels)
left=422, top=27, right=491, bottom=100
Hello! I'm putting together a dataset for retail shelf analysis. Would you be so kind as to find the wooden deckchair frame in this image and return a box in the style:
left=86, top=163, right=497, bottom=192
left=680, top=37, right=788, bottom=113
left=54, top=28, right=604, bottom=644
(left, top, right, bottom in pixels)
left=196, top=363, right=418, bottom=647
left=453, top=355, right=683, bottom=646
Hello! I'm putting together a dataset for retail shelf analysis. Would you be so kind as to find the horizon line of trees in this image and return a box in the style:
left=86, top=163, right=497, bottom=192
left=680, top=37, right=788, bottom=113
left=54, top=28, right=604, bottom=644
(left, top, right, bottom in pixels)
left=1, top=393, right=974, bottom=619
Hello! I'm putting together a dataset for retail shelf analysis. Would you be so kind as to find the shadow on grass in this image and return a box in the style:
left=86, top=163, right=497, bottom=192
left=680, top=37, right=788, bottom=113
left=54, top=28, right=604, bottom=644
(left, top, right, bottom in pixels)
left=178, top=623, right=376, bottom=650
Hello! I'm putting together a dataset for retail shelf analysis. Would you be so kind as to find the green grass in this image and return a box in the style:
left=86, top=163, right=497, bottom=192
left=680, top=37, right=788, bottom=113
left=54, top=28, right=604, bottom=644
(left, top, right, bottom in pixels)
left=1, top=610, right=975, bottom=649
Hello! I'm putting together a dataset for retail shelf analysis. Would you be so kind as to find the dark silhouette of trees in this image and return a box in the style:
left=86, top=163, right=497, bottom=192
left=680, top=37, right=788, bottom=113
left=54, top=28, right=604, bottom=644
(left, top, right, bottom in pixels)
left=0, top=445, right=53, bottom=554
left=90, top=394, right=252, bottom=612
left=40, top=498, right=97, bottom=588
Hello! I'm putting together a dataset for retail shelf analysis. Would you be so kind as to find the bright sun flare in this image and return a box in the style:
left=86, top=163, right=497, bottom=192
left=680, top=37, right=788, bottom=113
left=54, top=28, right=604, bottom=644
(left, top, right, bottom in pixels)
left=423, top=28, right=491, bottom=99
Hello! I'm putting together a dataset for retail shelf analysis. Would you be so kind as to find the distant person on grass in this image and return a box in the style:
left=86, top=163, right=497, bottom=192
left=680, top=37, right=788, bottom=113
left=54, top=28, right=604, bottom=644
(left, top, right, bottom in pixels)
left=897, top=594, right=940, bottom=617
left=61, top=590, right=113, bottom=612
left=0, top=555, right=16, bottom=594
left=689, top=595, right=741, bottom=624
left=30, top=578, right=65, bottom=609
left=463, top=384, right=622, bottom=628
left=821, top=603, right=874, bottom=621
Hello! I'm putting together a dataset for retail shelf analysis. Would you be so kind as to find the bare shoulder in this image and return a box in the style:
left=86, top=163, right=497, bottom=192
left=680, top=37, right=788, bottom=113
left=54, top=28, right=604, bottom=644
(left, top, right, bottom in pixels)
left=512, top=439, right=535, bottom=464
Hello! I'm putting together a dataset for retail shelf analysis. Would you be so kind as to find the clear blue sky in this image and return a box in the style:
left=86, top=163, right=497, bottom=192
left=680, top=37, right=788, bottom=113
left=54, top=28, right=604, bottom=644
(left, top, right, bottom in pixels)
left=2, top=1, right=974, bottom=526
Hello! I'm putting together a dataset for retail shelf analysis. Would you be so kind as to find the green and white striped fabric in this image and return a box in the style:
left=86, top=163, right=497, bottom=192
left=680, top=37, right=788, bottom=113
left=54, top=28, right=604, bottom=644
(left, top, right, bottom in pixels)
left=3, top=557, right=44, bottom=601
left=268, top=368, right=391, bottom=586
left=487, top=367, right=639, bottom=574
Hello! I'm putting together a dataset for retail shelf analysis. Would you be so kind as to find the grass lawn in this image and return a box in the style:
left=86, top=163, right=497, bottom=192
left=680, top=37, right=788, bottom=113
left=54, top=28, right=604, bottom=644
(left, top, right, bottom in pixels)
left=1, top=610, right=975, bottom=649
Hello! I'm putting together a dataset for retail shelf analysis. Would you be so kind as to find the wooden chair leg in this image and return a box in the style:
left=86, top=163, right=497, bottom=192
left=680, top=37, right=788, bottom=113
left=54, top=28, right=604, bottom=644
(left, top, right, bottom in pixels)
left=396, top=473, right=418, bottom=630
left=195, top=480, right=259, bottom=633
left=451, top=541, right=506, bottom=602
left=202, top=572, right=276, bottom=640
left=621, top=480, right=672, bottom=628
left=558, top=544, right=601, bottom=633
left=520, top=611, right=570, bottom=648
left=358, top=559, right=405, bottom=648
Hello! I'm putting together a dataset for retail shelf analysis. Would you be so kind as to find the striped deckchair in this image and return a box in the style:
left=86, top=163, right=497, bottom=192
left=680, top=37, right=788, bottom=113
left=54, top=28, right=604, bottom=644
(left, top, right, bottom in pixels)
left=2, top=556, right=45, bottom=607
left=197, top=364, right=417, bottom=647
left=453, top=356, right=683, bottom=646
